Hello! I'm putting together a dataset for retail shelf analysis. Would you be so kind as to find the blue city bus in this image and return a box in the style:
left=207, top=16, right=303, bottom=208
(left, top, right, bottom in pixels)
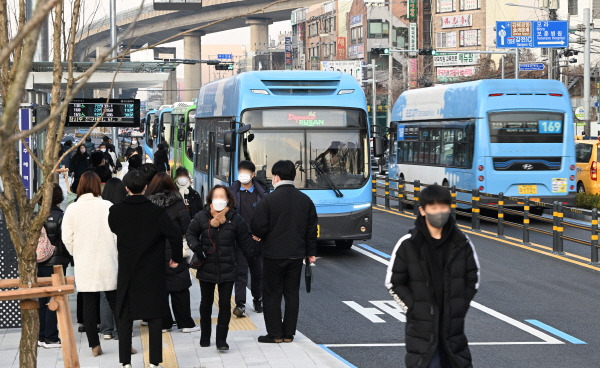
left=389, top=79, right=576, bottom=210
left=193, top=71, right=378, bottom=248
left=143, top=109, right=157, bottom=161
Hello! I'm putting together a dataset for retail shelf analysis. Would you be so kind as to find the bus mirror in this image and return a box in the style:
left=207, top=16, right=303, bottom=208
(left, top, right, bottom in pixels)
left=373, top=136, right=384, bottom=157
left=224, top=131, right=235, bottom=152
left=177, top=128, right=185, bottom=142
left=248, top=133, right=255, bottom=143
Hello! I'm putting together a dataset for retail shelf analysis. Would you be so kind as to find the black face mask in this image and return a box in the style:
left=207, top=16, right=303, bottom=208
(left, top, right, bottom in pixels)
left=425, top=211, right=450, bottom=229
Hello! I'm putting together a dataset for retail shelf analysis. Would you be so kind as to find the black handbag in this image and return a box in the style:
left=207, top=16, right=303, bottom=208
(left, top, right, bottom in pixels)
left=305, top=257, right=312, bottom=293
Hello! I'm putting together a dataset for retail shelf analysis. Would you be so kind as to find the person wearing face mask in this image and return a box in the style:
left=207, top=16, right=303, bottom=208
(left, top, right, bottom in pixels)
left=228, top=160, right=268, bottom=317
left=175, top=167, right=203, bottom=219
left=68, top=144, right=91, bottom=193
left=251, top=160, right=318, bottom=344
left=125, top=138, right=143, bottom=161
left=98, top=143, right=118, bottom=174
left=385, top=184, right=480, bottom=368
left=185, top=185, right=255, bottom=351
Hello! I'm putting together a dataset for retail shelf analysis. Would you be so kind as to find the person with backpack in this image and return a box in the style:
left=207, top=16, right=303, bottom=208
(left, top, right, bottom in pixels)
left=385, top=184, right=480, bottom=368
left=37, top=184, right=71, bottom=349
left=147, top=172, right=198, bottom=333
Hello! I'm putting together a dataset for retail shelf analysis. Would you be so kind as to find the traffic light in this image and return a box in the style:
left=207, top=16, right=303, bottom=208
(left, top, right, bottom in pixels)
left=418, top=49, right=437, bottom=56
left=371, top=47, right=390, bottom=56
left=564, top=49, right=579, bottom=57
left=215, top=63, right=234, bottom=70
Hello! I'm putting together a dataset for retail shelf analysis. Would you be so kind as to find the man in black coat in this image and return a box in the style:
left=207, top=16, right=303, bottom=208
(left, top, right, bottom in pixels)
left=251, top=160, right=318, bottom=344
left=154, top=143, right=170, bottom=173
left=229, top=160, right=268, bottom=317
left=108, top=170, right=183, bottom=367
left=385, top=184, right=480, bottom=368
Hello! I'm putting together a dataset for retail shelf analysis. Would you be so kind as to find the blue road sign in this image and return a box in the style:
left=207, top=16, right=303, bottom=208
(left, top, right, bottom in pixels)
left=496, top=21, right=568, bottom=49
left=533, top=21, right=568, bottom=47
left=217, top=53, right=232, bottom=60
left=519, top=63, right=545, bottom=71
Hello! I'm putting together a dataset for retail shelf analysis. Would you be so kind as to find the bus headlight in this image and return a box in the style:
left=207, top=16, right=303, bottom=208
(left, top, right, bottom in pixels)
left=360, top=226, right=367, bottom=233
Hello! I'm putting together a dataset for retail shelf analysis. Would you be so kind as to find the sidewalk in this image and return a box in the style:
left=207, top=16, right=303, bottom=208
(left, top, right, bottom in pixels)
left=1, top=270, right=348, bottom=368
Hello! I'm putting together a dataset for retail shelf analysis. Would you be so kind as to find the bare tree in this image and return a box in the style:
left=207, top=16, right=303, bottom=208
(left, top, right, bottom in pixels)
left=0, top=1, right=298, bottom=366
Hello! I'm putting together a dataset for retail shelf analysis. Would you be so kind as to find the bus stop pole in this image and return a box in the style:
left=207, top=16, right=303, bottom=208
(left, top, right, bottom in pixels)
left=371, top=59, right=376, bottom=135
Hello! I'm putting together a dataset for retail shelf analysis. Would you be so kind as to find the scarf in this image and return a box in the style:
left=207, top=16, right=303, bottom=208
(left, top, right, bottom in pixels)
left=210, top=205, right=229, bottom=228
left=176, top=181, right=190, bottom=199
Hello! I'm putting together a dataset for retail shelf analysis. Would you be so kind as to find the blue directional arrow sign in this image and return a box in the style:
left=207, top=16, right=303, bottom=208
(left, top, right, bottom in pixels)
left=496, top=21, right=568, bottom=49
left=533, top=21, right=568, bottom=48
left=519, top=63, right=545, bottom=71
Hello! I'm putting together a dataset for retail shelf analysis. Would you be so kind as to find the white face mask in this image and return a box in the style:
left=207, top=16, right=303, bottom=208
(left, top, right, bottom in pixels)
left=100, top=148, right=106, bottom=153
left=212, top=199, right=227, bottom=212
left=238, top=172, right=252, bottom=185
left=177, top=177, right=189, bottom=187
left=131, top=141, right=138, bottom=148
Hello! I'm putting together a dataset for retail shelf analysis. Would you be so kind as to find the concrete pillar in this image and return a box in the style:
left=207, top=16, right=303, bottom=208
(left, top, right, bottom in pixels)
left=183, top=31, right=203, bottom=102
left=164, top=69, right=177, bottom=104
left=246, top=18, right=272, bottom=53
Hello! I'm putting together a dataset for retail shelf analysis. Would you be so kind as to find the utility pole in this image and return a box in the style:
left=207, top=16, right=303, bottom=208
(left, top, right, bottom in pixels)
left=548, top=2, right=558, bottom=79
left=363, top=61, right=378, bottom=135
left=584, top=7, right=591, bottom=135
left=387, top=0, right=393, bottom=130
left=515, top=48, right=519, bottom=79
left=110, top=0, right=119, bottom=157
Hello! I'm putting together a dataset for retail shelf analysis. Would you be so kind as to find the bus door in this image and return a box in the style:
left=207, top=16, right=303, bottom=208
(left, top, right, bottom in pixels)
left=208, top=132, right=217, bottom=189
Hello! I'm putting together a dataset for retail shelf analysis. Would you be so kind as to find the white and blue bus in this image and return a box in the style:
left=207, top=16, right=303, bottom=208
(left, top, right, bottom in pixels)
left=192, top=71, right=380, bottom=248
left=389, top=79, right=576, bottom=209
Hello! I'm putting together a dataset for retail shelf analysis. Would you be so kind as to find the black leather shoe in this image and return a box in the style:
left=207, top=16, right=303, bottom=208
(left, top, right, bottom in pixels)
left=258, top=335, right=283, bottom=343
left=283, top=335, right=294, bottom=343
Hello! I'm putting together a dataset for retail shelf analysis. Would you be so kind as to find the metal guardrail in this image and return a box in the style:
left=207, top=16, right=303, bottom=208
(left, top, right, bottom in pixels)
left=372, top=174, right=600, bottom=266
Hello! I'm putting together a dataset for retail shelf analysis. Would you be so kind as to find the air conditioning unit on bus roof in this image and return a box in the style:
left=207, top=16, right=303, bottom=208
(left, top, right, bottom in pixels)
left=173, top=102, right=194, bottom=107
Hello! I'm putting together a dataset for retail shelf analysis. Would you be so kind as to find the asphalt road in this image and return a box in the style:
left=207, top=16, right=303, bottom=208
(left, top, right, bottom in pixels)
left=295, top=205, right=600, bottom=368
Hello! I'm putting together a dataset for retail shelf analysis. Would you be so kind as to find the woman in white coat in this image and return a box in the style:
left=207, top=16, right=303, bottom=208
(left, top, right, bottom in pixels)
left=62, top=171, right=118, bottom=357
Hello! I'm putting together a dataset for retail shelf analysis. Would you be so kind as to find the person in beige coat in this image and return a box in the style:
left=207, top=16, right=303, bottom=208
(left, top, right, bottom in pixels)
left=62, top=171, right=119, bottom=357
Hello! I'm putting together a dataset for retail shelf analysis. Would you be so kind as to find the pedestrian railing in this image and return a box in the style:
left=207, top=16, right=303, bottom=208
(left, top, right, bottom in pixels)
left=372, top=174, right=600, bottom=266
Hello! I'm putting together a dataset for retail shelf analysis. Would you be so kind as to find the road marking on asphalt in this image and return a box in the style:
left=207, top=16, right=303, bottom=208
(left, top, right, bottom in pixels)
left=318, top=345, right=358, bottom=368
left=525, top=320, right=587, bottom=344
left=350, top=243, right=565, bottom=345
left=373, top=205, right=600, bottom=271
left=354, top=243, right=391, bottom=259
left=324, top=341, right=558, bottom=348
left=342, top=300, right=407, bottom=322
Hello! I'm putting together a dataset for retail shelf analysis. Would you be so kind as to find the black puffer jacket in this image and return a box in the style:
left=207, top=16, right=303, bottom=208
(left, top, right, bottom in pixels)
left=385, top=216, right=480, bottom=368
left=39, top=207, right=71, bottom=267
left=149, top=191, right=191, bottom=292
left=186, top=205, right=254, bottom=283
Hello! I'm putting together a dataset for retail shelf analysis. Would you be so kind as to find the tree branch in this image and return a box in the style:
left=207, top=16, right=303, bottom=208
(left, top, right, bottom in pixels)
left=0, top=0, right=57, bottom=67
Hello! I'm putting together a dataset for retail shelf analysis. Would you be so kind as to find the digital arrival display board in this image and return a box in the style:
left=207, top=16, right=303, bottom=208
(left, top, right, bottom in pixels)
left=66, top=98, right=140, bottom=127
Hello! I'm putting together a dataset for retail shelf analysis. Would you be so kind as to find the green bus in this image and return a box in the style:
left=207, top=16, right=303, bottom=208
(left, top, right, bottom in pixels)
left=171, top=102, right=196, bottom=178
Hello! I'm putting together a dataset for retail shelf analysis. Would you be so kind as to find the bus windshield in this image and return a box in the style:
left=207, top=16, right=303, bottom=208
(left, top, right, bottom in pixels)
left=241, top=108, right=369, bottom=190
left=488, top=111, right=564, bottom=143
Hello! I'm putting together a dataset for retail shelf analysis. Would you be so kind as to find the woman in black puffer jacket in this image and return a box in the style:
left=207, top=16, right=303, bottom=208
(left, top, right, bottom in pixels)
left=147, top=172, right=198, bottom=333
left=186, top=184, right=254, bottom=351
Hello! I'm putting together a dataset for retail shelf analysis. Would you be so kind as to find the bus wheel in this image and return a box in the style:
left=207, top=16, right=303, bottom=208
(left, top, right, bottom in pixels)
left=577, top=182, right=585, bottom=194
left=335, top=240, right=353, bottom=249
